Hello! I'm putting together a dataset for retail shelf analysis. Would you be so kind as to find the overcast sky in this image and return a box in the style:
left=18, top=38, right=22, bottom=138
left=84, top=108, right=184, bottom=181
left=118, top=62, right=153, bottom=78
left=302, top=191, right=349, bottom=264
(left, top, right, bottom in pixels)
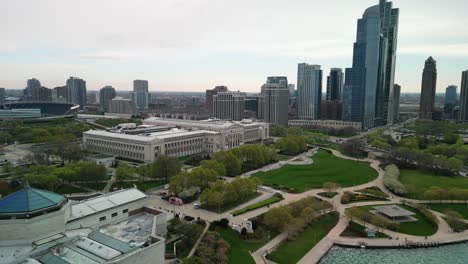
left=1, top=0, right=468, bottom=93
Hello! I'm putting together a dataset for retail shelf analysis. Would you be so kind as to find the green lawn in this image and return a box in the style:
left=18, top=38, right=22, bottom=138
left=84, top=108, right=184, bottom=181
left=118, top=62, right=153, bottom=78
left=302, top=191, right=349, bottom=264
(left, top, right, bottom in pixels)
left=213, top=226, right=268, bottom=264
left=231, top=194, right=283, bottom=216
left=340, top=221, right=389, bottom=238
left=54, top=184, right=88, bottom=194
left=359, top=204, right=438, bottom=236
left=78, top=182, right=108, bottom=191
left=111, top=180, right=166, bottom=192
left=202, top=192, right=261, bottom=213
left=267, top=212, right=339, bottom=264
left=425, top=204, right=468, bottom=219
left=253, top=150, right=377, bottom=193
left=400, top=170, right=468, bottom=199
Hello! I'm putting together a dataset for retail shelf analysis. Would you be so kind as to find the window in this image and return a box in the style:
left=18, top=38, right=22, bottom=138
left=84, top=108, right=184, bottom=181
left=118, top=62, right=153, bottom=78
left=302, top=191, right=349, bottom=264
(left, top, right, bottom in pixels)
left=99, top=216, right=106, bottom=222
left=111, top=212, right=118, bottom=218
left=123, top=209, right=129, bottom=214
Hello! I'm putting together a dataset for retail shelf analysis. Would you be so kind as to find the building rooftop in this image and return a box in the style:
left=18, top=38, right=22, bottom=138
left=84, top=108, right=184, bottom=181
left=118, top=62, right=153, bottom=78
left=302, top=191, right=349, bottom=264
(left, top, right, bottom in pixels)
left=373, top=205, right=416, bottom=218
left=99, top=213, right=155, bottom=245
left=69, top=188, right=148, bottom=221
left=0, top=185, right=66, bottom=215
left=144, top=117, right=267, bottom=130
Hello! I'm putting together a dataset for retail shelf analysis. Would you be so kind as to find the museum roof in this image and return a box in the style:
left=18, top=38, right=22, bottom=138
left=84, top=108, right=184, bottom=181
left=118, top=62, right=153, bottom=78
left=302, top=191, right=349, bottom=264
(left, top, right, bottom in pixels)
left=0, top=185, right=66, bottom=215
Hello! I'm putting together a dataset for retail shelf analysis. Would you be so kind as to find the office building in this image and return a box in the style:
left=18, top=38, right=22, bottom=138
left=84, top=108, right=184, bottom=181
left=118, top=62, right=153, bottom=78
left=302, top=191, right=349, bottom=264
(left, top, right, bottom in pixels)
left=133, top=80, right=150, bottom=110
left=343, top=0, right=399, bottom=129
left=213, top=91, right=246, bottom=121
left=259, top=77, right=289, bottom=126
left=53, top=86, right=68, bottom=102
left=0, top=187, right=166, bottom=264
left=444, top=85, right=457, bottom=117
left=100, top=86, right=117, bottom=112
left=393, top=84, right=401, bottom=121
left=297, top=63, right=322, bottom=120
left=31, top=86, right=52, bottom=101
left=245, top=96, right=259, bottom=118
left=0, top=88, right=5, bottom=105
left=67, top=77, right=87, bottom=110
left=460, top=70, right=468, bottom=122
left=109, top=97, right=134, bottom=114
left=288, top=84, right=296, bottom=97
left=326, top=68, right=344, bottom=101
left=206, top=86, right=229, bottom=115
left=321, top=101, right=343, bottom=120
left=419, top=57, right=437, bottom=119
left=24, top=78, right=41, bottom=99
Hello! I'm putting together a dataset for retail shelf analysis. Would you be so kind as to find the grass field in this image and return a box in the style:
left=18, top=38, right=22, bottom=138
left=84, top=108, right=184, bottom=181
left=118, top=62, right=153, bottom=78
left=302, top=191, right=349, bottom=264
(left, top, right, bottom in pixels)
left=253, top=150, right=377, bottom=193
left=267, top=212, right=339, bottom=264
left=231, top=194, right=283, bottom=216
left=400, top=170, right=468, bottom=199
left=202, top=192, right=261, bottom=213
left=213, top=226, right=268, bottom=264
left=359, top=204, right=438, bottom=236
left=425, top=204, right=468, bottom=219
left=340, top=221, right=389, bottom=238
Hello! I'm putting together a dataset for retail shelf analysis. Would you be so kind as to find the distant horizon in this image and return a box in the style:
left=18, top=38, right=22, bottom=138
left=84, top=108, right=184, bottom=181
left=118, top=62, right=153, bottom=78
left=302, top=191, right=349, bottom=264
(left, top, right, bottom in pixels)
left=2, top=0, right=468, bottom=93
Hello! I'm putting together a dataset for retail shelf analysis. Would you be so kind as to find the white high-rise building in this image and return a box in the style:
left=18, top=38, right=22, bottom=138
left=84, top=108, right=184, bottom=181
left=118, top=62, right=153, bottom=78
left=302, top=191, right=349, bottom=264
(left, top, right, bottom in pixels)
left=213, top=91, right=246, bottom=121
left=297, top=63, right=322, bottom=120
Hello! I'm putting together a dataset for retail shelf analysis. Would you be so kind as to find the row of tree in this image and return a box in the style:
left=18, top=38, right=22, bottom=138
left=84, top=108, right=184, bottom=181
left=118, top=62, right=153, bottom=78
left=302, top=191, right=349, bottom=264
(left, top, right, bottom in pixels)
left=213, top=144, right=278, bottom=176
left=190, top=231, right=230, bottom=264
left=383, top=164, right=407, bottom=195
left=23, top=162, right=107, bottom=190
left=275, top=136, right=308, bottom=155
left=199, top=177, right=260, bottom=212
left=262, top=197, right=332, bottom=240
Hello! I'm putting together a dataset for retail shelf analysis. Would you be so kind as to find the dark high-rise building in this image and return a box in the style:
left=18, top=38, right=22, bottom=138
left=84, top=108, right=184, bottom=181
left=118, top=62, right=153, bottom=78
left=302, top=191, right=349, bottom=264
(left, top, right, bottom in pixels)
left=100, top=86, right=117, bottom=112
left=66, top=77, right=87, bottom=110
left=53, top=86, right=68, bottom=102
left=245, top=96, right=259, bottom=118
left=24, top=78, right=41, bottom=98
left=259, top=77, right=289, bottom=125
left=444, top=85, right=457, bottom=118
left=206, top=86, right=228, bottom=116
left=320, top=101, right=343, bottom=120
left=297, top=63, right=322, bottom=120
left=326, top=68, right=343, bottom=101
left=0, top=88, right=5, bottom=105
left=393, top=84, right=401, bottom=122
left=31, top=86, right=52, bottom=101
left=459, top=70, right=468, bottom=122
left=419, top=57, right=437, bottom=119
left=343, top=0, right=399, bottom=129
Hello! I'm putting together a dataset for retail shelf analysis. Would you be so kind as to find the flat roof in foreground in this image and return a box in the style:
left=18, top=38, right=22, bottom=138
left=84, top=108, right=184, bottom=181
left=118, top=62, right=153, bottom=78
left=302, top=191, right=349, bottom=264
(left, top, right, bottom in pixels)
left=373, top=205, right=416, bottom=218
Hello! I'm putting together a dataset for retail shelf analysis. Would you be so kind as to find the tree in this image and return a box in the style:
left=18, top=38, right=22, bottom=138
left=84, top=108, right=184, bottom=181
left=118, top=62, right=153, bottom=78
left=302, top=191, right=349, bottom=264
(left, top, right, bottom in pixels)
left=115, top=163, right=134, bottom=180
left=323, top=182, right=339, bottom=194
left=445, top=210, right=465, bottom=232
left=200, top=160, right=226, bottom=176
left=222, top=152, right=241, bottom=177
left=149, top=156, right=181, bottom=181
left=263, top=207, right=293, bottom=231
left=2, top=161, right=14, bottom=175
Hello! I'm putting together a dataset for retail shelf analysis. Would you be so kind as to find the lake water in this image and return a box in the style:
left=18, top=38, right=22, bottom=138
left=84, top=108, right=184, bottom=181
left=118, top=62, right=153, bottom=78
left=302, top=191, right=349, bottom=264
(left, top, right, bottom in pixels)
left=320, top=243, right=468, bottom=264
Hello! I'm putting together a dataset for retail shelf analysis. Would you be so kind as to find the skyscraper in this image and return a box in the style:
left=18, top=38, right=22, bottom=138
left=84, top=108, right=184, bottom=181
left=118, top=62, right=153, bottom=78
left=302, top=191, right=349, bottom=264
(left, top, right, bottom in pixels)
left=288, top=84, right=296, bottom=97
left=459, top=70, right=468, bottom=122
left=133, top=80, right=150, bottom=110
left=444, top=85, right=457, bottom=117
left=0, top=88, right=5, bottom=105
left=31, top=86, right=52, bottom=101
left=297, top=63, right=322, bottom=120
left=109, top=97, right=134, bottom=114
left=419, top=57, right=437, bottom=119
left=213, top=91, right=246, bottom=121
left=53, top=86, right=68, bottom=102
left=206, top=86, right=228, bottom=115
left=326, top=68, right=343, bottom=101
left=66, top=77, right=87, bottom=110
left=259, top=77, right=289, bottom=126
left=393, top=84, right=401, bottom=122
left=23, top=78, right=42, bottom=100
left=343, top=0, right=399, bottom=129
left=100, top=86, right=117, bottom=112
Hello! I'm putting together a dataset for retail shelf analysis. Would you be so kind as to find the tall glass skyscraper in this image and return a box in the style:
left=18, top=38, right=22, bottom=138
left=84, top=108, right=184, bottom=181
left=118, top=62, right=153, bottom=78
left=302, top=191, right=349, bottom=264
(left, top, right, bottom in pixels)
left=297, top=63, right=322, bottom=120
left=326, top=68, right=343, bottom=101
left=343, top=0, right=399, bottom=129
left=132, top=80, right=150, bottom=110
left=66, top=77, right=86, bottom=110
left=459, top=70, right=468, bottom=122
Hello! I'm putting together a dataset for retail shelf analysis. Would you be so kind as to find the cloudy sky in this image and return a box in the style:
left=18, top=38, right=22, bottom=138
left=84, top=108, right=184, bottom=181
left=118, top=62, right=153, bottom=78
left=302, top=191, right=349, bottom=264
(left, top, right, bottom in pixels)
left=1, top=0, right=467, bottom=93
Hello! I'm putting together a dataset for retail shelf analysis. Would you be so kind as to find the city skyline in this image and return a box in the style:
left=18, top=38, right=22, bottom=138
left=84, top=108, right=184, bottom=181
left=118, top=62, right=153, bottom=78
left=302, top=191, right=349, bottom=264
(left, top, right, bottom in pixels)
left=1, top=0, right=467, bottom=93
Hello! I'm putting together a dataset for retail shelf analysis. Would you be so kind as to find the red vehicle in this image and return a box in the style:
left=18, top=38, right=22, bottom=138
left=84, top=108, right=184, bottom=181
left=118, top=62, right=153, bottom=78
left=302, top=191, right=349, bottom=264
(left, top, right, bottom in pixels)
left=169, top=197, right=184, bottom=205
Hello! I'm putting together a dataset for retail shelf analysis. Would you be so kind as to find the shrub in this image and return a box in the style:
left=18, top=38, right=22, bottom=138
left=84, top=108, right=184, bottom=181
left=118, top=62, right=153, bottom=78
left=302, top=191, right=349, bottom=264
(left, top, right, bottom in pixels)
left=383, top=164, right=407, bottom=195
